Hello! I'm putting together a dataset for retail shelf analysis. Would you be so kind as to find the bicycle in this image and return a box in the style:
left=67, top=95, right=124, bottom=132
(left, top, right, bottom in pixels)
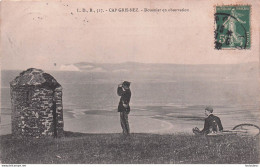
left=207, top=123, right=260, bottom=137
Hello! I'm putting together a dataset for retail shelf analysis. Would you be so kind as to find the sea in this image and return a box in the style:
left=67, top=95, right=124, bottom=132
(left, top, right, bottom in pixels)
left=1, top=67, right=259, bottom=135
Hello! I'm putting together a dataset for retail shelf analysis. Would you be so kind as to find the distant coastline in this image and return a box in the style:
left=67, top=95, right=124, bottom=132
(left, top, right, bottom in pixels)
left=1, top=61, right=258, bottom=72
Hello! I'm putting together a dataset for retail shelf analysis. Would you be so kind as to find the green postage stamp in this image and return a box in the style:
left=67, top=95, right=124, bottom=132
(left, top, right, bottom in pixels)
left=214, top=5, right=250, bottom=50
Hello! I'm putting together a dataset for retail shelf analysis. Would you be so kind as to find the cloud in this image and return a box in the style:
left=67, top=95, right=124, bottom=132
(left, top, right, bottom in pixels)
left=59, top=64, right=80, bottom=71
left=89, top=67, right=106, bottom=72
left=80, top=65, right=94, bottom=69
left=112, top=69, right=129, bottom=73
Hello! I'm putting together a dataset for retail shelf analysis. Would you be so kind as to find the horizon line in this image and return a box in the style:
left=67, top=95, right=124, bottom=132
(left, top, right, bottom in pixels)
left=1, top=61, right=258, bottom=71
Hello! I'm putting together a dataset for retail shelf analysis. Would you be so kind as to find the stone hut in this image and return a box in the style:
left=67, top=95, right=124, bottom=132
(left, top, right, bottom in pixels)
left=10, top=68, right=64, bottom=138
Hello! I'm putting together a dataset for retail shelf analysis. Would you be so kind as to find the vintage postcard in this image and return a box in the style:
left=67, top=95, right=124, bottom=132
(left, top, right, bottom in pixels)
left=0, top=0, right=259, bottom=165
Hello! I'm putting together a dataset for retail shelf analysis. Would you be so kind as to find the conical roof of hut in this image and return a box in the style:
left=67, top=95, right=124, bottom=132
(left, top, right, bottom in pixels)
left=10, top=68, right=61, bottom=89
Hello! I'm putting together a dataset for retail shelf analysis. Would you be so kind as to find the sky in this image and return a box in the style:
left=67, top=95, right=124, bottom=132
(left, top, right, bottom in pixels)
left=1, top=0, right=259, bottom=70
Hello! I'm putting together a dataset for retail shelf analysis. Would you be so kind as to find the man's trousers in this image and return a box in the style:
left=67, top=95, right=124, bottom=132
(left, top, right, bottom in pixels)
left=120, top=111, right=130, bottom=135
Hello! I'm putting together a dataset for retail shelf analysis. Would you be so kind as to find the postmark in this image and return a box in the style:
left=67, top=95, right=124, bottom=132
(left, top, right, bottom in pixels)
left=214, top=5, right=250, bottom=50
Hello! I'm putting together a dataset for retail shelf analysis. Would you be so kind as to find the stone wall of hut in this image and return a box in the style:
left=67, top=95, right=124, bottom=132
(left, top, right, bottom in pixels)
left=53, top=87, right=64, bottom=137
left=11, top=86, right=64, bottom=138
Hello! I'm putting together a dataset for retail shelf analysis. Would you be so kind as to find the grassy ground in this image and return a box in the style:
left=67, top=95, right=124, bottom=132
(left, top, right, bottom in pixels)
left=0, top=132, right=259, bottom=164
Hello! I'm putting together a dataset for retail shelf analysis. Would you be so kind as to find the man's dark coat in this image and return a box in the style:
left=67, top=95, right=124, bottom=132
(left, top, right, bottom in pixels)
left=117, top=87, right=131, bottom=112
left=201, top=114, right=223, bottom=134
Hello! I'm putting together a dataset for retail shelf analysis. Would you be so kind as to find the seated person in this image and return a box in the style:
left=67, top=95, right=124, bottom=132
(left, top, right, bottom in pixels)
left=193, top=106, right=223, bottom=135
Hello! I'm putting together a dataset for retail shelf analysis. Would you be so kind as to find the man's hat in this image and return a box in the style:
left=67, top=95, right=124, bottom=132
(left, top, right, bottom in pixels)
left=205, top=106, right=213, bottom=112
left=122, top=81, right=131, bottom=87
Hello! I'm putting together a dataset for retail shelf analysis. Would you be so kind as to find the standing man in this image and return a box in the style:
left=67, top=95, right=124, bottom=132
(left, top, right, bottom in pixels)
left=117, top=81, right=131, bottom=135
left=193, top=106, right=223, bottom=135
